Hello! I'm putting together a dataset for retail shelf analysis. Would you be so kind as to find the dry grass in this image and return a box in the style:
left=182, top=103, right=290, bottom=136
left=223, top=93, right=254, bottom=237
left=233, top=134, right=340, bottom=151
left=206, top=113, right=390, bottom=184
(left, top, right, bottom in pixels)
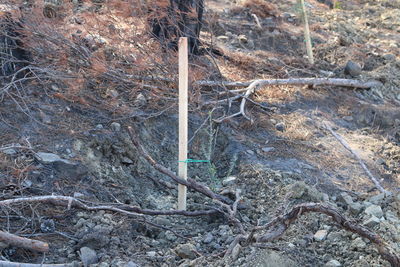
left=231, top=0, right=279, bottom=18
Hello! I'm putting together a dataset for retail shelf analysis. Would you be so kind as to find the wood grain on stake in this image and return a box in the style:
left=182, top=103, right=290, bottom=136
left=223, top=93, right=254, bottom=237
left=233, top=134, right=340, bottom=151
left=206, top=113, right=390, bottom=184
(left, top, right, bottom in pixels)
left=178, top=37, right=188, bottom=210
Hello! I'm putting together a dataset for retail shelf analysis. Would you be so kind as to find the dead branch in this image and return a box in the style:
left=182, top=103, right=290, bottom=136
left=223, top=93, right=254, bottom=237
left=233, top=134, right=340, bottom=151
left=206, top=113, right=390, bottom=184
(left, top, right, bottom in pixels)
left=0, top=230, right=49, bottom=253
left=0, top=261, right=79, bottom=267
left=323, top=122, right=388, bottom=193
left=127, top=126, right=235, bottom=206
left=245, top=203, right=399, bottom=267
left=197, top=78, right=383, bottom=90
left=211, top=78, right=382, bottom=122
left=214, top=80, right=260, bottom=123
left=0, top=195, right=218, bottom=217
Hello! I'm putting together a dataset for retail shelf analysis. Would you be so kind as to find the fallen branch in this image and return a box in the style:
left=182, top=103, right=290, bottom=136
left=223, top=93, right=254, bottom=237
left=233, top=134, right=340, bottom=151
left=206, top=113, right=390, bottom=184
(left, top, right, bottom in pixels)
left=0, top=261, right=79, bottom=267
left=323, top=122, right=388, bottom=194
left=0, top=230, right=49, bottom=253
left=127, top=126, right=234, bottom=206
left=197, top=78, right=382, bottom=90
left=245, top=203, right=399, bottom=267
left=0, top=195, right=218, bottom=217
left=214, top=80, right=260, bottom=123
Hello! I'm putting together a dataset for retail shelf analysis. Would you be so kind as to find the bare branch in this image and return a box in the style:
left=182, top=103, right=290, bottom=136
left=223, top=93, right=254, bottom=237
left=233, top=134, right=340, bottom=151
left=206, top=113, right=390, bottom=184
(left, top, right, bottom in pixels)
left=323, top=122, right=388, bottom=193
left=0, top=230, right=49, bottom=253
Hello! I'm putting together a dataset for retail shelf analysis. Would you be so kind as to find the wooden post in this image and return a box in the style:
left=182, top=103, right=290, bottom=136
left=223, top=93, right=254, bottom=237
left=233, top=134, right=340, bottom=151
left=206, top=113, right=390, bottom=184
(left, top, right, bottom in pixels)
left=178, top=37, right=188, bottom=210
left=300, top=0, right=314, bottom=64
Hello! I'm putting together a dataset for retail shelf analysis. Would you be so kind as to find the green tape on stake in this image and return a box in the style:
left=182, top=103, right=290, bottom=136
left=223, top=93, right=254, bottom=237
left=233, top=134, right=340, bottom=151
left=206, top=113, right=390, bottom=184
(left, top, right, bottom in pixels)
left=179, top=159, right=210, bottom=163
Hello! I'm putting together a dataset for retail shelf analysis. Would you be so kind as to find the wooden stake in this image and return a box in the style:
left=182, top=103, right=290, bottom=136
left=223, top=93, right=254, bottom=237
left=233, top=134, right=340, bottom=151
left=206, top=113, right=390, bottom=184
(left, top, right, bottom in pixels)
left=178, top=37, right=188, bottom=210
left=300, top=0, right=314, bottom=64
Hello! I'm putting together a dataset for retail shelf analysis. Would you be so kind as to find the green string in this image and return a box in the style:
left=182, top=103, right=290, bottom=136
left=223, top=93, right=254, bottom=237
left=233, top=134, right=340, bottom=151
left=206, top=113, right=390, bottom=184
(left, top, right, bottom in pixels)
left=179, top=158, right=210, bottom=163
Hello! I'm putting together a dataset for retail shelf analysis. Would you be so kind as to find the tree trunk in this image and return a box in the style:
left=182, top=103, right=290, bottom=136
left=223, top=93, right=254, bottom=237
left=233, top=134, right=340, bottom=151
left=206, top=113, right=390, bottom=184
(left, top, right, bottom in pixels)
left=150, top=0, right=204, bottom=55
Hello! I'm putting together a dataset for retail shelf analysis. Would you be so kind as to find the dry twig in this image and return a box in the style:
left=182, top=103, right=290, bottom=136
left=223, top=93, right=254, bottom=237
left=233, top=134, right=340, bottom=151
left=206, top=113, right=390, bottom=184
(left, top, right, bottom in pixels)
left=323, top=122, right=388, bottom=193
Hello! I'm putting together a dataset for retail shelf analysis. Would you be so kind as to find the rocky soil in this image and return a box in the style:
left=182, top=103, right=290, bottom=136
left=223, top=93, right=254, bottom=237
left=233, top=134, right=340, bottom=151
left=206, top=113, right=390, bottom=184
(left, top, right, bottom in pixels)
left=0, top=0, right=399, bottom=266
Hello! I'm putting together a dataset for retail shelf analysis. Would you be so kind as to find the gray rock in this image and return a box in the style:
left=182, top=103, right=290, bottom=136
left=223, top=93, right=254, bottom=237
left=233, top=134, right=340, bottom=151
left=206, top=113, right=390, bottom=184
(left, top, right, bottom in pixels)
left=127, top=261, right=139, bottom=267
left=327, top=231, right=342, bottom=242
left=35, top=152, right=74, bottom=165
left=95, top=124, right=104, bottom=130
left=363, top=215, right=380, bottom=228
left=135, top=93, right=147, bottom=106
left=165, top=230, right=177, bottom=242
left=385, top=211, right=400, bottom=223
left=222, top=176, right=236, bottom=186
left=349, top=202, right=363, bottom=215
left=325, top=259, right=342, bottom=267
left=146, top=251, right=156, bottom=257
left=351, top=237, right=367, bottom=251
left=121, top=157, right=133, bottom=164
left=344, top=61, right=362, bottom=77
left=337, top=192, right=353, bottom=206
left=80, top=247, right=98, bottom=267
left=230, top=243, right=241, bottom=261
left=175, top=243, right=197, bottom=259
left=203, top=232, right=214, bottom=244
left=275, top=122, right=286, bottom=132
left=364, top=205, right=383, bottom=218
left=368, top=193, right=386, bottom=205
left=111, top=122, right=121, bottom=132
left=287, top=181, right=323, bottom=202
left=314, top=229, right=328, bottom=241
left=383, top=54, right=396, bottom=61
left=262, top=147, right=275, bottom=153
left=246, top=149, right=255, bottom=155
left=1, top=148, right=17, bottom=155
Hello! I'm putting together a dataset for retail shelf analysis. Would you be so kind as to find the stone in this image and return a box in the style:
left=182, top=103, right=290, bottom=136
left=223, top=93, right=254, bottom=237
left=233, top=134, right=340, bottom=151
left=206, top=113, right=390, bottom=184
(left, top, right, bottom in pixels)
left=217, top=35, right=229, bottom=41
left=230, top=243, right=241, bottom=261
left=348, top=202, right=363, bottom=215
left=165, top=230, right=177, bottom=242
left=80, top=247, right=98, bottom=267
left=385, top=211, right=399, bottom=223
left=327, top=231, right=342, bottom=242
left=175, top=243, right=197, bottom=259
left=1, top=148, right=16, bottom=155
left=363, top=215, right=380, bottom=228
left=287, top=181, right=323, bottom=202
left=146, top=251, right=156, bottom=257
left=35, top=152, right=74, bottom=165
left=95, top=124, right=104, bottom=130
left=368, top=193, right=386, bottom=205
left=364, top=205, right=383, bottom=218
left=337, top=192, right=353, bottom=207
left=350, top=237, right=366, bottom=250
left=246, top=149, right=255, bottom=155
left=222, top=176, right=236, bottom=186
left=127, top=261, right=139, bottom=267
left=40, top=219, right=55, bottom=233
left=383, top=54, right=396, bottom=61
left=135, top=93, right=147, bottom=106
left=262, top=147, right=275, bottom=153
left=203, top=232, right=214, bottom=244
left=344, top=61, right=362, bottom=77
left=39, top=110, right=51, bottom=124
left=325, top=259, right=342, bottom=267
left=238, top=34, right=248, bottom=43
left=275, top=122, right=286, bottom=132
left=110, top=122, right=121, bottom=132
left=313, top=230, right=328, bottom=241
left=121, top=157, right=133, bottom=164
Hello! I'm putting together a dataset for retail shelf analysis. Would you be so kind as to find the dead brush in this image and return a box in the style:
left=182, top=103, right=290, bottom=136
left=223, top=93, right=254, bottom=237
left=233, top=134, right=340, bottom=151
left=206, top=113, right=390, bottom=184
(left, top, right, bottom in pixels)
left=232, top=0, right=279, bottom=18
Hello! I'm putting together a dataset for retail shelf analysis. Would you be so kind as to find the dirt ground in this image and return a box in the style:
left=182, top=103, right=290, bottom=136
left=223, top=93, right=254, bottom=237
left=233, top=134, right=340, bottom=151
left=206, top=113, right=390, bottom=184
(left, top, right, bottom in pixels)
left=0, top=0, right=399, bottom=266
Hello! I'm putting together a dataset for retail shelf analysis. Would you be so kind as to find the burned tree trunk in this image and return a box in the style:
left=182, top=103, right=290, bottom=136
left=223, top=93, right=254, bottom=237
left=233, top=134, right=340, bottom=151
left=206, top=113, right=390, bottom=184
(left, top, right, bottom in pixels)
left=0, top=12, right=28, bottom=77
left=149, top=0, right=204, bottom=55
